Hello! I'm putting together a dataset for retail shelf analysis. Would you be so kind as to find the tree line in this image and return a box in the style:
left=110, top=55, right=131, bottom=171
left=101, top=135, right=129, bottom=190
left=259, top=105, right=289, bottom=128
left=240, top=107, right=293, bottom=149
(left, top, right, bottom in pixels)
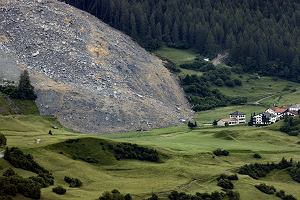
left=63, top=0, right=300, bottom=82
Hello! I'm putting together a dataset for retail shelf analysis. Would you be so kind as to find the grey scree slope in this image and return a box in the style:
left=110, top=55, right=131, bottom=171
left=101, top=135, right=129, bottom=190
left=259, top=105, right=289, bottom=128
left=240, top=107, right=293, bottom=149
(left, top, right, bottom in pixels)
left=0, top=0, right=192, bottom=133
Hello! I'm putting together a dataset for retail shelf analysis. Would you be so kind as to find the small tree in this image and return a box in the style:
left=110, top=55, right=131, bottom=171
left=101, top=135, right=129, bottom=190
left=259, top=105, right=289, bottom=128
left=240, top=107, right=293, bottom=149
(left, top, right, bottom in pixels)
left=48, top=130, right=53, bottom=135
left=14, top=70, right=37, bottom=100
left=0, top=132, right=7, bottom=146
left=188, top=121, right=197, bottom=129
left=248, top=113, right=254, bottom=126
left=213, top=120, right=218, bottom=126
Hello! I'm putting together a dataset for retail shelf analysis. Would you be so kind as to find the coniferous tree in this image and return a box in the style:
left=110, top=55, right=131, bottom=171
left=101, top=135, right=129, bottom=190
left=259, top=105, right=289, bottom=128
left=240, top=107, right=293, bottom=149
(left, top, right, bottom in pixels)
left=14, top=70, right=37, bottom=100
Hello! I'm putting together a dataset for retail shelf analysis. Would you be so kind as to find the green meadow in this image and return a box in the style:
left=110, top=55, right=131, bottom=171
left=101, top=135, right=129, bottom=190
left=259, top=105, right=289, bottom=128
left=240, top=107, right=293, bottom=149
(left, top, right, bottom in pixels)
left=1, top=115, right=300, bottom=200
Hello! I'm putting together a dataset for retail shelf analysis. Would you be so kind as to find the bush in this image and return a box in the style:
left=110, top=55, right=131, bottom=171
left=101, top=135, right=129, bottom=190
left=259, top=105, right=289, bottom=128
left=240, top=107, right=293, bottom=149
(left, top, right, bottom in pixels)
left=168, top=190, right=240, bottom=200
left=99, top=189, right=131, bottom=200
left=253, top=153, right=262, bottom=159
left=217, top=178, right=234, bottom=189
left=64, top=176, right=82, bottom=188
left=3, top=168, right=15, bottom=177
left=0, top=133, right=7, bottom=146
left=148, top=193, right=159, bottom=200
left=187, top=121, right=197, bottom=129
left=4, top=147, right=54, bottom=186
left=280, top=116, right=300, bottom=136
left=217, top=174, right=238, bottom=181
left=52, top=186, right=66, bottom=195
left=255, top=183, right=276, bottom=194
left=233, top=79, right=242, bottom=86
left=225, top=80, right=235, bottom=87
left=238, top=158, right=293, bottom=179
left=109, top=143, right=160, bottom=162
left=289, top=162, right=300, bottom=183
left=213, top=148, right=229, bottom=156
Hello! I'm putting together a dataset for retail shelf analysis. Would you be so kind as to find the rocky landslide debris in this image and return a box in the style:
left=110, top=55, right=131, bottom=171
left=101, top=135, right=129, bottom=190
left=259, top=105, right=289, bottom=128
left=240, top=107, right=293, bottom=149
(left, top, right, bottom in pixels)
left=0, top=0, right=192, bottom=133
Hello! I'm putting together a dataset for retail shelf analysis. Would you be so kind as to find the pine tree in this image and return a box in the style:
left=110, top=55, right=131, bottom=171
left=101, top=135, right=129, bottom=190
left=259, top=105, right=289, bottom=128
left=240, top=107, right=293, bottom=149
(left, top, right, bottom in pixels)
left=15, top=70, right=37, bottom=100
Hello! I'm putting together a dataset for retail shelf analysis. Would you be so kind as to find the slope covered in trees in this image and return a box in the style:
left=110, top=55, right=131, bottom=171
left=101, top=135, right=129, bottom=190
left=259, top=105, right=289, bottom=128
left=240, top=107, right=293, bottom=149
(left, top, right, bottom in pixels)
left=63, top=0, right=300, bottom=82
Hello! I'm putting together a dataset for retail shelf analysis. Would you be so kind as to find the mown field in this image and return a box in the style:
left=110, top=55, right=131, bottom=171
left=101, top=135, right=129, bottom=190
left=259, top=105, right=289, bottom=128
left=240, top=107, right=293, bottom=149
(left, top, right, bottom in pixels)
left=1, top=115, right=300, bottom=200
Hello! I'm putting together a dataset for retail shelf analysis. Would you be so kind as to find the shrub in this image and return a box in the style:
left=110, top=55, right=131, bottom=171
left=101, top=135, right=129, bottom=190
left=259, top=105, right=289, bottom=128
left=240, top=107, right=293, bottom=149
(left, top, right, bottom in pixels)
left=238, top=158, right=293, bottom=179
left=4, top=147, right=54, bottom=186
left=99, top=189, right=131, bottom=200
left=255, top=183, right=276, bottom=194
left=253, top=153, right=262, bottom=159
left=168, top=190, right=240, bottom=200
left=3, top=168, right=15, bottom=177
left=225, top=80, right=235, bottom=87
left=217, top=174, right=238, bottom=181
left=187, top=121, right=197, bottom=129
left=213, top=148, right=229, bottom=156
left=64, top=176, right=82, bottom=188
left=148, top=193, right=159, bottom=200
left=233, top=79, right=242, bottom=86
left=0, top=133, right=7, bottom=146
left=217, top=178, right=234, bottom=189
left=52, top=186, right=66, bottom=195
left=289, top=162, right=300, bottom=183
left=109, top=143, right=160, bottom=162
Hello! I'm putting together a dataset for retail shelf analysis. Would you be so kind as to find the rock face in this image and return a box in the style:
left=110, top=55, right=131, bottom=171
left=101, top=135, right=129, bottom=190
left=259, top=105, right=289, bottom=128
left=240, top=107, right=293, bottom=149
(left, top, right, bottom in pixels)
left=0, top=0, right=192, bottom=133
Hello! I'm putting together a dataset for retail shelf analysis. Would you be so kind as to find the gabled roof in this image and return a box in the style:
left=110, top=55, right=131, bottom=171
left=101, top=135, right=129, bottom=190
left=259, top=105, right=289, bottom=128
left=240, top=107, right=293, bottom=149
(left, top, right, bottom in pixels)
left=272, top=107, right=287, bottom=113
left=230, top=111, right=245, bottom=115
left=262, top=112, right=277, bottom=118
left=289, top=104, right=300, bottom=109
left=219, top=118, right=238, bottom=122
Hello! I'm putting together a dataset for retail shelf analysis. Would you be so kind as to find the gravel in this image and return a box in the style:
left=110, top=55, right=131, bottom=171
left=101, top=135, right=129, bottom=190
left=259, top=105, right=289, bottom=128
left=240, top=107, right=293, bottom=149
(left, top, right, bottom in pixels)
left=0, top=0, right=192, bottom=133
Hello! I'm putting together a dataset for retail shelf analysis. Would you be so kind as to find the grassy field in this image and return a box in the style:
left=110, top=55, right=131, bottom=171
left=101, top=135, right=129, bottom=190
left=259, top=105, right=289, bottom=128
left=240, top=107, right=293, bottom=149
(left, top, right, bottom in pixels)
left=154, top=46, right=198, bottom=65
left=195, top=105, right=266, bottom=125
left=0, top=92, right=39, bottom=115
left=218, top=75, right=300, bottom=104
left=1, top=115, right=300, bottom=200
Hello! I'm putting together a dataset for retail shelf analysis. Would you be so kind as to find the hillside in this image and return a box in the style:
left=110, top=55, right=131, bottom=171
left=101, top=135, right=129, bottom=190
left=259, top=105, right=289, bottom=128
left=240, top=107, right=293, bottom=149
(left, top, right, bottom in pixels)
left=0, top=0, right=191, bottom=133
left=1, top=115, right=300, bottom=199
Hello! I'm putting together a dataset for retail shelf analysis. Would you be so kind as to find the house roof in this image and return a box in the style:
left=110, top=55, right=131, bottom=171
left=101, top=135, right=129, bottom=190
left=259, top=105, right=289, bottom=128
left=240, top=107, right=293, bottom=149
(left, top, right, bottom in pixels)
left=219, top=118, right=238, bottom=122
left=289, top=104, right=300, bottom=109
left=262, top=112, right=277, bottom=118
left=230, top=111, right=245, bottom=115
left=272, top=107, right=287, bottom=113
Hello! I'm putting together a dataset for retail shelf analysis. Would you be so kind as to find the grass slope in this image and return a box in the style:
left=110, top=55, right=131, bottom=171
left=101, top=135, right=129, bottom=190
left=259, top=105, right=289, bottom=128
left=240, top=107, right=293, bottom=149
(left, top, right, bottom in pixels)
left=1, top=115, right=300, bottom=200
left=154, top=46, right=198, bottom=65
left=0, top=92, right=39, bottom=115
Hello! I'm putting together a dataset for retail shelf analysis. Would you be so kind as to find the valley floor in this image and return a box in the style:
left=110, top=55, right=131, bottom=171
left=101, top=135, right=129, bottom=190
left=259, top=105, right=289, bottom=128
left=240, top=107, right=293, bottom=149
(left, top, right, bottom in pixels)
left=1, top=115, right=300, bottom=200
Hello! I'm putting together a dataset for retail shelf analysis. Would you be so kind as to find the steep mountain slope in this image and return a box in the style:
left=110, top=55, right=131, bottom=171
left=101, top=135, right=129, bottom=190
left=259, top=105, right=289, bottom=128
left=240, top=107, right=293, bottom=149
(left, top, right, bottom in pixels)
left=0, top=0, right=191, bottom=133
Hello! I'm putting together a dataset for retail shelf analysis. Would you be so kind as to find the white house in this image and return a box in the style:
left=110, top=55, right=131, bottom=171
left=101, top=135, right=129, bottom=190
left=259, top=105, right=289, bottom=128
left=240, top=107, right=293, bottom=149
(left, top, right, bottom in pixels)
left=289, top=104, right=300, bottom=112
left=253, top=112, right=277, bottom=125
left=217, top=118, right=238, bottom=126
left=230, top=111, right=246, bottom=124
left=265, top=107, right=287, bottom=118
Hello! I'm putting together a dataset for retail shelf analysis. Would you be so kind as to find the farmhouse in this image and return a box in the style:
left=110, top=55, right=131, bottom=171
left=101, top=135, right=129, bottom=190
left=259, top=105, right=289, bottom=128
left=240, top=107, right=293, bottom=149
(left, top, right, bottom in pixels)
left=217, top=118, right=238, bottom=126
left=217, top=111, right=246, bottom=126
left=265, top=107, right=287, bottom=118
left=229, top=111, right=246, bottom=124
left=253, top=112, right=277, bottom=125
left=289, top=104, right=300, bottom=112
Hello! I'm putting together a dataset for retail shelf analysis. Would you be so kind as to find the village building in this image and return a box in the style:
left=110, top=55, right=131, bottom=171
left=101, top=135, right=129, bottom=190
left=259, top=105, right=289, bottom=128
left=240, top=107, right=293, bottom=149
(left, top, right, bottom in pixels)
left=217, top=118, right=238, bottom=126
left=265, top=107, right=287, bottom=118
left=253, top=112, right=277, bottom=125
left=229, top=111, right=246, bottom=124
left=289, top=104, right=300, bottom=112
left=217, top=111, right=246, bottom=126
